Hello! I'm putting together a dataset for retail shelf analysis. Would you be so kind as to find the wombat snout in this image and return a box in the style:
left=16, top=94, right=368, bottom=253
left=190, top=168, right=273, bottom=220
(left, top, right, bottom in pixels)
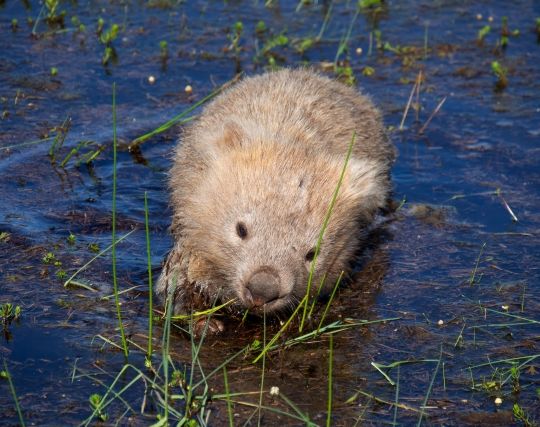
left=244, top=267, right=281, bottom=307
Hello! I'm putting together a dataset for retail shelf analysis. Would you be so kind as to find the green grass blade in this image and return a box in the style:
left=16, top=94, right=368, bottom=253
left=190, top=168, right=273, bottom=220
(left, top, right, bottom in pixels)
left=307, top=273, right=327, bottom=320
left=144, top=191, right=154, bottom=364
left=257, top=311, right=267, bottom=427
left=2, top=360, right=25, bottom=427
left=160, top=276, right=177, bottom=423
left=393, top=365, right=401, bottom=425
left=111, top=82, right=129, bottom=359
left=469, top=242, right=486, bottom=285
left=63, top=229, right=137, bottom=288
left=416, top=346, right=443, bottom=427
left=223, top=367, right=234, bottom=427
left=278, top=393, right=316, bottom=426
left=130, top=73, right=242, bottom=147
left=326, top=334, right=334, bottom=427
left=317, top=271, right=344, bottom=334
left=252, top=294, right=308, bottom=364
left=300, top=132, right=356, bottom=332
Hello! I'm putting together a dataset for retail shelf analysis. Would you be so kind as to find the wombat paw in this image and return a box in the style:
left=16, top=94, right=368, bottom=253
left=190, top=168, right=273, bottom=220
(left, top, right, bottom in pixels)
left=193, top=317, right=225, bottom=336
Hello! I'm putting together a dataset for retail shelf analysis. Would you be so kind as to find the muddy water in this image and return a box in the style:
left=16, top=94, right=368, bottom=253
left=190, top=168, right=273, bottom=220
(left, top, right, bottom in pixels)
left=1, top=1, right=539, bottom=426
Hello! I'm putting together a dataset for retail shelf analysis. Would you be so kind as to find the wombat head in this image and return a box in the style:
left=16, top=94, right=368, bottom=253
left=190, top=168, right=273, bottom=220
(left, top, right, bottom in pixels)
left=178, top=123, right=387, bottom=314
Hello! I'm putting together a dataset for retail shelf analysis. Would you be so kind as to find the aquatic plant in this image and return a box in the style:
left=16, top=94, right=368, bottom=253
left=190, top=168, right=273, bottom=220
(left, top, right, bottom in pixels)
left=509, top=363, right=521, bottom=393
left=42, top=249, right=67, bottom=280
left=333, top=9, right=359, bottom=83
left=295, top=1, right=332, bottom=57
left=48, top=117, right=72, bottom=163
left=293, top=37, right=315, bottom=55
left=42, top=251, right=57, bottom=265
left=227, top=21, right=243, bottom=54
left=359, top=0, right=387, bottom=22
left=491, top=60, right=508, bottom=91
left=89, top=394, right=108, bottom=422
left=59, top=140, right=104, bottom=167
left=260, top=32, right=288, bottom=59
left=373, top=29, right=384, bottom=50
left=96, top=17, right=105, bottom=36
left=71, top=15, right=85, bottom=32
left=99, top=22, right=120, bottom=66
left=500, top=16, right=519, bottom=49
left=0, top=303, right=21, bottom=327
left=67, top=233, right=76, bottom=245
left=159, top=40, right=169, bottom=63
left=513, top=403, right=535, bottom=427
left=45, top=0, right=65, bottom=27
left=335, top=64, right=356, bottom=85
left=362, top=65, right=375, bottom=76
left=255, top=20, right=267, bottom=35
left=359, top=0, right=383, bottom=8
left=477, top=25, right=491, bottom=44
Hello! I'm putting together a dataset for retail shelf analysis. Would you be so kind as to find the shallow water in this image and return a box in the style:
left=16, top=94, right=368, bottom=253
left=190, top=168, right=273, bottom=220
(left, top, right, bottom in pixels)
left=1, top=0, right=539, bottom=425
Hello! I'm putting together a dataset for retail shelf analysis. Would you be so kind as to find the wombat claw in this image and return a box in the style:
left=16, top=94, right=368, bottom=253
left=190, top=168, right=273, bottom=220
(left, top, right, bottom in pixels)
left=193, top=317, right=225, bottom=336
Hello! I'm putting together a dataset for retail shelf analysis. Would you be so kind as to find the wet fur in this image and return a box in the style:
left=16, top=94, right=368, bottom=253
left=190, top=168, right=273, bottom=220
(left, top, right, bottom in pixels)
left=156, top=68, right=395, bottom=316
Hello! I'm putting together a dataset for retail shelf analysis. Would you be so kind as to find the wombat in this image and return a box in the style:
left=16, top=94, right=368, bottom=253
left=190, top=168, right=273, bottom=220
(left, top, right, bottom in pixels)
left=156, top=68, right=395, bottom=325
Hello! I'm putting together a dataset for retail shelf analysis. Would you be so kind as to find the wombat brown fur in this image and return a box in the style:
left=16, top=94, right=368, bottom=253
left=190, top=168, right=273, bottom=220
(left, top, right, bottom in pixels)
left=156, top=68, right=395, bottom=321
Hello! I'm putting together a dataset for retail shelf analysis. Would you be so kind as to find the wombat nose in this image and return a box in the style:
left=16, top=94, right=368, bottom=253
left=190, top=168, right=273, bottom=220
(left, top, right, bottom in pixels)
left=246, top=268, right=280, bottom=307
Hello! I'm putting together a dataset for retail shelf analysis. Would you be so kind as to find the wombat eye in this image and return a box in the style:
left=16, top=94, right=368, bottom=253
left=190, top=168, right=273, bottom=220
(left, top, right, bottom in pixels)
left=236, top=222, right=248, bottom=239
left=305, top=248, right=316, bottom=262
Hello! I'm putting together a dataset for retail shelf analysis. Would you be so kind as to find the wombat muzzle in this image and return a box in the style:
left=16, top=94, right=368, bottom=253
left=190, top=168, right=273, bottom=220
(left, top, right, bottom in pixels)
left=245, top=267, right=281, bottom=307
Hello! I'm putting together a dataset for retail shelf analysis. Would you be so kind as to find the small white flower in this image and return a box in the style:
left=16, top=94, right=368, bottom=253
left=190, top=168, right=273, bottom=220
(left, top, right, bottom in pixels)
left=148, top=75, right=156, bottom=84
left=494, top=397, right=502, bottom=406
left=184, top=85, right=193, bottom=94
left=269, top=386, right=280, bottom=396
left=501, top=305, right=509, bottom=311
left=437, top=319, right=444, bottom=326
left=355, top=47, right=363, bottom=55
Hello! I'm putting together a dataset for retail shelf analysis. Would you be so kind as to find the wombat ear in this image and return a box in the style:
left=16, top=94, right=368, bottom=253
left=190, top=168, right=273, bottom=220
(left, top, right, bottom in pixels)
left=343, top=158, right=387, bottom=211
left=220, top=121, right=244, bottom=149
